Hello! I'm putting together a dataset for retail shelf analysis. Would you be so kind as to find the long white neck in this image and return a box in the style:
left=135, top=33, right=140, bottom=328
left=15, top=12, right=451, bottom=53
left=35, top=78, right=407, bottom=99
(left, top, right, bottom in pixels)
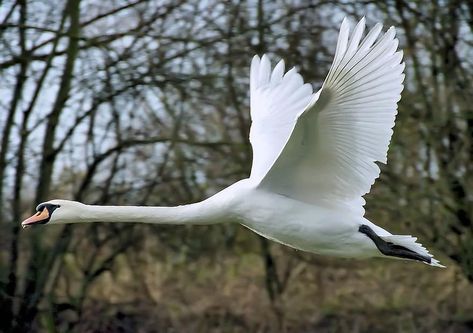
left=81, top=200, right=223, bottom=225
left=56, top=180, right=249, bottom=225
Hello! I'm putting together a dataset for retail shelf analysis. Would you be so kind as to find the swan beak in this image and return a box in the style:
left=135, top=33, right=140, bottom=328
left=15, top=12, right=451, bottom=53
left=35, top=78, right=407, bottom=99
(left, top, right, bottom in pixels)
left=21, top=208, right=50, bottom=229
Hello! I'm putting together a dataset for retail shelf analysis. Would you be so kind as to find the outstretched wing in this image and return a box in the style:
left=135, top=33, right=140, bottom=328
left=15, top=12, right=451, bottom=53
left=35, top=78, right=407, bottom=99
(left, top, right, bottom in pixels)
left=256, top=18, right=405, bottom=215
left=249, top=55, right=314, bottom=182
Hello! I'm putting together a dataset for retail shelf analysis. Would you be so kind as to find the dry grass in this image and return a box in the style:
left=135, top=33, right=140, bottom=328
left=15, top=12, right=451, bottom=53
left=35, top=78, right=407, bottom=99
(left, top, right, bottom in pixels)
left=54, top=238, right=473, bottom=333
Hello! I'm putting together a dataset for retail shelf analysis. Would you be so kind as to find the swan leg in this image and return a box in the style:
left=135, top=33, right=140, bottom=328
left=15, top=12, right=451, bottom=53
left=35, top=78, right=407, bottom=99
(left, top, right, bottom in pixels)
left=358, top=224, right=432, bottom=264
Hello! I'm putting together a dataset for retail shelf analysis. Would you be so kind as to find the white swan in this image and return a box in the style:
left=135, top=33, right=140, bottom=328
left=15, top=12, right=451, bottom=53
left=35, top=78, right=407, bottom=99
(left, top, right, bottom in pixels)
left=22, top=18, right=443, bottom=267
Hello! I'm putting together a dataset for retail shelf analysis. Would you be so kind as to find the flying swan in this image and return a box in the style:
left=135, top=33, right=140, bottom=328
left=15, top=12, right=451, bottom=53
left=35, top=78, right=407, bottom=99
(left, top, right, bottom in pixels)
left=22, top=18, right=444, bottom=267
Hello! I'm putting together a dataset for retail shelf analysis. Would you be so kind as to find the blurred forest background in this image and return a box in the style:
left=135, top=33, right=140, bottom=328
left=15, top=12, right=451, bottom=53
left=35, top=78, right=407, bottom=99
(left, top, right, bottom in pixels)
left=0, top=0, right=472, bottom=332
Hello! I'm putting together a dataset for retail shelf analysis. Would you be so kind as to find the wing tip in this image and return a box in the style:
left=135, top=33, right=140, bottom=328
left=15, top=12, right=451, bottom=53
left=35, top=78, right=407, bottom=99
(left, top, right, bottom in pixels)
left=251, top=54, right=262, bottom=68
left=251, top=54, right=272, bottom=89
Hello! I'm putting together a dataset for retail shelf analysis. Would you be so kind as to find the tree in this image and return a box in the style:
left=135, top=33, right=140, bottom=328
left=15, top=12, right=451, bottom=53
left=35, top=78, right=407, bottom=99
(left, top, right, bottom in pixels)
left=1, top=0, right=472, bottom=331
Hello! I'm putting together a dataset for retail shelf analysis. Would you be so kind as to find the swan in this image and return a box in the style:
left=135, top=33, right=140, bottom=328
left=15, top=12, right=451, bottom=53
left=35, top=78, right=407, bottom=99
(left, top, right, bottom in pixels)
left=22, top=18, right=444, bottom=267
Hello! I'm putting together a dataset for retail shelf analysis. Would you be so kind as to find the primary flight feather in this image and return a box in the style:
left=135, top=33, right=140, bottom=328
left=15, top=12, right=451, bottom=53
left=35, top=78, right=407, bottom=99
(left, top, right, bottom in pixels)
left=22, top=18, right=443, bottom=268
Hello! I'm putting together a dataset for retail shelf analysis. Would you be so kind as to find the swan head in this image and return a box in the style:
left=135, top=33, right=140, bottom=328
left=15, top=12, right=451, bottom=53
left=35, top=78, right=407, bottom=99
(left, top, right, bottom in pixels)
left=21, top=200, right=85, bottom=228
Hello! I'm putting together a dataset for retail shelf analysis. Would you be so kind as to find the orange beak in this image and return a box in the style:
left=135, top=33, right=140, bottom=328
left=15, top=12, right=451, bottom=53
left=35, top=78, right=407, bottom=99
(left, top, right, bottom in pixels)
left=21, top=208, right=50, bottom=229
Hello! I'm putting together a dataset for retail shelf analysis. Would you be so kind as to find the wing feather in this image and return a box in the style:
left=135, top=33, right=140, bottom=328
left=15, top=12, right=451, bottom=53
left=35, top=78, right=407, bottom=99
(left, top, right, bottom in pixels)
left=255, top=18, right=404, bottom=215
left=249, top=56, right=314, bottom=182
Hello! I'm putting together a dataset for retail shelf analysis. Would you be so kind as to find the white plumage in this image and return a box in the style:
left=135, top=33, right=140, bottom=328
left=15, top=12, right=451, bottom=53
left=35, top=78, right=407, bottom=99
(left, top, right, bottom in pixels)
left=22, top=18, right=443, bottom=268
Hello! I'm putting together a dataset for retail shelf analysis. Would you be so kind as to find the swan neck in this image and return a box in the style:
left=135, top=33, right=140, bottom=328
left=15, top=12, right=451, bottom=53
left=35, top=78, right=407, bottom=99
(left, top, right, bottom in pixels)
left=81, top=200, right=222, bottom=225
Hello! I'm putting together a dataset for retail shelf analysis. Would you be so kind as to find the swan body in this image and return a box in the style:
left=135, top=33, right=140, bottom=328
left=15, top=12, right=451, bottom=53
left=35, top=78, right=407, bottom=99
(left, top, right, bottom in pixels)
left=22, top=18, right=444, bottom=267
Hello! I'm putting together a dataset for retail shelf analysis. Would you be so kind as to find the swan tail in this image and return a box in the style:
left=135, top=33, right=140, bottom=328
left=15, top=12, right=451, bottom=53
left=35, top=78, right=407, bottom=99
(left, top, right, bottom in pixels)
left=380, top=234, right=445, bottom=268
left=358, top=224, right=445, bottom=268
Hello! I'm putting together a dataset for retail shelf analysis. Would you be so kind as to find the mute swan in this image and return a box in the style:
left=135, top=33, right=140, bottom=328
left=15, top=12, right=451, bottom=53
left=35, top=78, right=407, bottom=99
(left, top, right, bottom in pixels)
left=22, top=18, right=443, bottom=267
